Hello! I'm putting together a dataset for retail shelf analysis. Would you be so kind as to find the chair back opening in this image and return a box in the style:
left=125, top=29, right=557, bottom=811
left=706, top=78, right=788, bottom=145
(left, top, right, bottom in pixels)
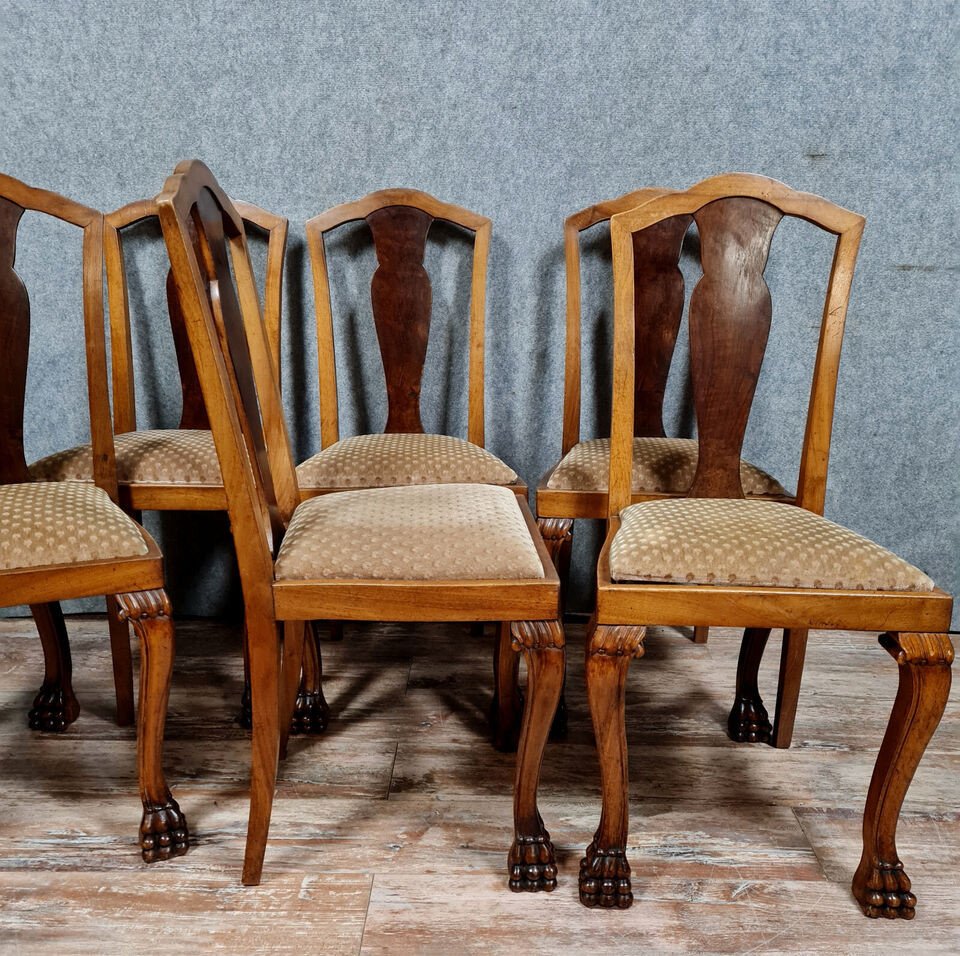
left=606, top=173, right=865, bottom=519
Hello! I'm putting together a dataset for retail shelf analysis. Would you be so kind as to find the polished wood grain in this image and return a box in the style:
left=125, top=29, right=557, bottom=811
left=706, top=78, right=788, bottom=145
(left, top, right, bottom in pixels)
left=306, top=188, right=491, bottom=448
left=158, top=161, right=562, bottom=890
left=5, top=617, right=956, bottom=950
left=0, top=172, right=184, bottom=868
left=588, top=172, right=954, bottom=918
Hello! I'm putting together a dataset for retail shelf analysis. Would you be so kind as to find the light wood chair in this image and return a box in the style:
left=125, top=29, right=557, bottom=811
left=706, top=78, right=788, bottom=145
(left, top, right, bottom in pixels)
left=535, top=187, right=791, bottom=645
left=0, top=171, right=185, bottom=861
left=302, top=189, right=534, bottom=750
left=158, top=160, right=565, bottom=890
left=578, top=173, right=953, bottom=919
left=28, top=194, right=293, bottom=726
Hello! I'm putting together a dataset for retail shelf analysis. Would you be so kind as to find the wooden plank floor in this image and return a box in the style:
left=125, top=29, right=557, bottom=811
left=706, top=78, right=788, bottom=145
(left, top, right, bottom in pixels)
left=0, top=616, right=957, bottom=954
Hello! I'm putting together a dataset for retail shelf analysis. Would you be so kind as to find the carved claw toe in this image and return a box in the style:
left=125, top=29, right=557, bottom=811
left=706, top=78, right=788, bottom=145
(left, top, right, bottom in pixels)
left=508, top=833, right=558, bottom=892
left=290, top=689, right=330, bottom=736
left=28, top=683, right=80, bottom=733
left=140, top=800, right=189, bottom=863
left=854, top=859, right=916, bottom=919
left=579, top=841, right=633, bottom=909
left=726, top=693, right=772, bottom=744
left=237, top=685, right=253, bottom=730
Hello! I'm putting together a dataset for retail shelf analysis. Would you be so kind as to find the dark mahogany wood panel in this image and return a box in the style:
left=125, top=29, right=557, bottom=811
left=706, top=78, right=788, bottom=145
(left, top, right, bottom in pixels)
left=0, top=197, right=30, bottom=483
left=367, top=205, right=434, bottom=434
left=688, top=197, right=783, bottom=498
left=631, top=215, right=692, bottom=437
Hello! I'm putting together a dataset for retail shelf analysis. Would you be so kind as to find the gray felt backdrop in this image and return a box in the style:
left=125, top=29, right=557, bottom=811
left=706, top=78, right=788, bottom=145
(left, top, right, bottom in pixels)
left=1, top=0, right=957, bottom=626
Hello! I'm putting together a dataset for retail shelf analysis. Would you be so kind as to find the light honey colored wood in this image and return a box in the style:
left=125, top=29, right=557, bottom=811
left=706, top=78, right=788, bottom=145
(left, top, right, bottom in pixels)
left=586, top=172, right=954, bottom=918
left=157, top=162, right=563, bottom=890
left=0, top=616, right=957, bottom=950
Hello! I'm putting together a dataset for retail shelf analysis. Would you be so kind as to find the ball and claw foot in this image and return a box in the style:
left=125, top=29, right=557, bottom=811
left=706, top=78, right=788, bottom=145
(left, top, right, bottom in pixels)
left=854, top=860, right=916, bottom=920
left=140, top=801, right=189, bottom=863
left=579, top=842, right=634, bottom=909
left=290, top=689, right=330, bottom=735
left=726, top=694, right=772, bottom=744
left=28, top=683, right=80, bottom=733
left=508, top=834, right=558, bottom=892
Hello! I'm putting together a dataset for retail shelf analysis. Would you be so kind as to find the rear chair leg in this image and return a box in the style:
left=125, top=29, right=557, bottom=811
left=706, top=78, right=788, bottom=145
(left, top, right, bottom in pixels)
left=28, top=602, right=80, bottom=732
left=290, top=621, right=331, bottom=735
left=116, top=589, right=188, bottom=863
left=508, top=620, right=564, bottom=892
left=772, top=628, right=809, bottom=748
left=727, top=627, right=773, bottom=743
left=490, top=621, right=523, bottom=753
left=579, top=623, right=646, bottom=909
left=107, top=595, right=136, bottom=726
left=852, top=632, right=952, bottom=920
left=241, top=617, right=282, bottom=886
left=536, top=517, right=573, bottom=738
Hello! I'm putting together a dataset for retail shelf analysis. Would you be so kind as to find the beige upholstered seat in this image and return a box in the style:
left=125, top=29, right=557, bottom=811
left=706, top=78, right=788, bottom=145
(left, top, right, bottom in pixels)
left=0, top=482, right=149, bottom=571
left=296, top=433, right=518, bottom=490
left=274, top=483, right=544, bottom=581
left=609, top=498, right=934, bottom=591
left=29, top=430, right=222, bottom=486
left=547, top=437, right=786, bottom=497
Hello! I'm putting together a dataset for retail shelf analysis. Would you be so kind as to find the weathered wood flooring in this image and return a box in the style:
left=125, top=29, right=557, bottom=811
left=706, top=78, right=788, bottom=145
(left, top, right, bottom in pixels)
left=0, top=616, right=957, bottom=954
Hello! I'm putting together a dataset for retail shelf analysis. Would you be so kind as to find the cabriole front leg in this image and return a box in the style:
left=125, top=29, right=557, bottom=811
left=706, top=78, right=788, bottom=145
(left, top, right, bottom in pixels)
left=290, top=621, right=331, bottom=735
left=507, top=620, right=564, bottom=892
left=116, top=589, right=188, bottom=863
left=852, top=632, right=952, bottom=919
left=580, top=623, right=646, bottom=909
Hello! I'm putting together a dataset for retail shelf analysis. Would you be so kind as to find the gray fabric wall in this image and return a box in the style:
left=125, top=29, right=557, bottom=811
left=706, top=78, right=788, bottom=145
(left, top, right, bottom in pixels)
left=1, top=0, right=957, bottom=626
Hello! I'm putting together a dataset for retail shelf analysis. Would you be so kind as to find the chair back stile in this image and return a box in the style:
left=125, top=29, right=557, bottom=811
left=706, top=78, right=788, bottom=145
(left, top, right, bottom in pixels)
left=0, top=173, right=115, bottom=499
left=606, top=173, right=865, bottom=522
left=157, top=162, right=297, bottom=613
left=305, top=189, right=491, bottom=449
left=561, top=187, right=689, bottom=457
left=105, top=197, right=288, bottom=436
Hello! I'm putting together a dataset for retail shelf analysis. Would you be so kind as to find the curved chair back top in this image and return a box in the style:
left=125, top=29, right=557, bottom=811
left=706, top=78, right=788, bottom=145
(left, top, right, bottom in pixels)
left=105, top=195, right=287, bottom=433
left=0, top=173, right=116, bottom=497
left=305, top=188, right=491, bottom=447
left=605, top=173, right=865, bottom=519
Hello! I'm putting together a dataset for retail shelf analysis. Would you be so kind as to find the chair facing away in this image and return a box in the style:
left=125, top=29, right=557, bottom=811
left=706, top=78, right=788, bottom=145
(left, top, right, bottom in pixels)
left=158, top=160, right=564, bottom=889
left=0, top=171, right=185, bottom=862
left=579, top=173, right=953, bottom=919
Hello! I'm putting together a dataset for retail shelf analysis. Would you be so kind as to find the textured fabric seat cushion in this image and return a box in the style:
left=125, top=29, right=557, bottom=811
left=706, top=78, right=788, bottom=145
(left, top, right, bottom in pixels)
left=29, top=430, right=222, bottom=485
left=546, top=437, right=786, bottom=496
left=296, top=433, right=518, bottom=490
left=0, top=482, right=149, bottom=571
left=610, top=498, right=935, bottom=591
left=274, top=483, right=544, bottom=581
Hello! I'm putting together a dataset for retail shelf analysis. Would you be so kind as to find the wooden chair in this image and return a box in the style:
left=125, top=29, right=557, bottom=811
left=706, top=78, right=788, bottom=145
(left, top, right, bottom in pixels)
left=303, top=189, right=534, bottom=749
left=158, top=160, right=565, bottom=890
left=0, top=171, right=185, bottom=861
left=536, top=187, right=791, bottom=646
left=578, top=173, right=953, bottom=919
left=28, top=194, right=293, bottom=726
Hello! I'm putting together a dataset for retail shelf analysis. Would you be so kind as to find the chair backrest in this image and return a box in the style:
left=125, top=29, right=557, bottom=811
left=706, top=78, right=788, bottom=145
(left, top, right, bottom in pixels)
left=158, top=161, right=297, bottom=607
left=305, top=189, right=491, bottom=448
left=105, top=196, right=287, bottom=434
left=0, top=172, right=116, bottom=497
left=562, top=187, right=690, bottom=455
left=606, top=173, right=865, bottom=520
